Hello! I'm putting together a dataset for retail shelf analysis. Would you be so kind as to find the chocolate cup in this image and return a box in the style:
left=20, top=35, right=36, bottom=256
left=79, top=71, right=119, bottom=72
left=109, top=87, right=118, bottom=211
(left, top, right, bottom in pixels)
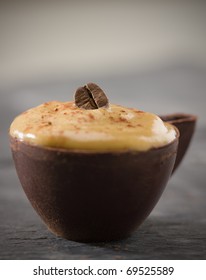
left=10, top=131, right=179, bottom=242
left=160, top=113, right=197, bottom=173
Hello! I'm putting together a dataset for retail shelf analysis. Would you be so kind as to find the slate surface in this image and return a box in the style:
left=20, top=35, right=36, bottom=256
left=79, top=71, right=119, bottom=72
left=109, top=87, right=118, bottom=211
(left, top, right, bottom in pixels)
left=0, top=65, right=206, bottom=259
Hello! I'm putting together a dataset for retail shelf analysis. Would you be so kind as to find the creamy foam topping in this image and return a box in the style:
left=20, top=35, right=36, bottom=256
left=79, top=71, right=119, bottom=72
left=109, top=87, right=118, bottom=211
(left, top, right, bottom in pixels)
left=10, top=101, right=176, bottom=151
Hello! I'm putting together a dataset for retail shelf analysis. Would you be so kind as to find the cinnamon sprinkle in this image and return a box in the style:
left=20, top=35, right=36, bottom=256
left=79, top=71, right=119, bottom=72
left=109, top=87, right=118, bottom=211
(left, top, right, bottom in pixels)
left=88, top=113, right=95, bottom=120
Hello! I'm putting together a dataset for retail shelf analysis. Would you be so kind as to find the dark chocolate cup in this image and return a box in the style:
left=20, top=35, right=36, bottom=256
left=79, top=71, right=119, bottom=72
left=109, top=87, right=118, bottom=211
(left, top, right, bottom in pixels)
left=160, top=113, right=197, bottom=173
left=10, top=131, right=179, bottom=242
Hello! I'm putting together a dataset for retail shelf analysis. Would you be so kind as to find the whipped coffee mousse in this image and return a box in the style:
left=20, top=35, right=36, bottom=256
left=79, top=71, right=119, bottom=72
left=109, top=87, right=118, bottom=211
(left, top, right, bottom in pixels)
left=10, top=83, right=176, bottom=152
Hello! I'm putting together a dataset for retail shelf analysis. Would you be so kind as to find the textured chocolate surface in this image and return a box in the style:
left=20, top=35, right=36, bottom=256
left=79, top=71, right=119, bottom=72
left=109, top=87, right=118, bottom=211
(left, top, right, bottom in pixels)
left=10, top=135, right=178, bottom=242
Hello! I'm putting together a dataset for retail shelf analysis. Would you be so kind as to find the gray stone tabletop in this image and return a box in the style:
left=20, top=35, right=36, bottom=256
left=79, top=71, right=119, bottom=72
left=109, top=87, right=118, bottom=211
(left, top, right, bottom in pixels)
left=0, top=65, right=206, bottom=259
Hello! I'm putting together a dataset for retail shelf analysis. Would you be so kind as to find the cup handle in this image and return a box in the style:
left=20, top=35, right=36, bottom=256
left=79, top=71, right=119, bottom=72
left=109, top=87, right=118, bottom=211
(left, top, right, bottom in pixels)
left=159, top=113, right=197, bottom=173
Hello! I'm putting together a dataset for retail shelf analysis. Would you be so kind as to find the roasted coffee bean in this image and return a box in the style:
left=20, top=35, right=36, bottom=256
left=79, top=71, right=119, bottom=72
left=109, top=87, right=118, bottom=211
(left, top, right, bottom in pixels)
left=75, top=83, right=109, bottom=109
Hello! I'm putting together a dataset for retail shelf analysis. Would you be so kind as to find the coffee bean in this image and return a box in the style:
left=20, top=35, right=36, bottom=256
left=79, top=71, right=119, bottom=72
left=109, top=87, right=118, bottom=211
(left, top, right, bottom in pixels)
left=75, top=83, right=109, bottom=109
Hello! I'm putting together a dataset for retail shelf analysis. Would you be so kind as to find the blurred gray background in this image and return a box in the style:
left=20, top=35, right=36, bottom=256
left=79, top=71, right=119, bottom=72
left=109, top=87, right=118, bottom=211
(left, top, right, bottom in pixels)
left=0, top=0, right=206, bottom=259
left=0, top=0, right=206, bottom=161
